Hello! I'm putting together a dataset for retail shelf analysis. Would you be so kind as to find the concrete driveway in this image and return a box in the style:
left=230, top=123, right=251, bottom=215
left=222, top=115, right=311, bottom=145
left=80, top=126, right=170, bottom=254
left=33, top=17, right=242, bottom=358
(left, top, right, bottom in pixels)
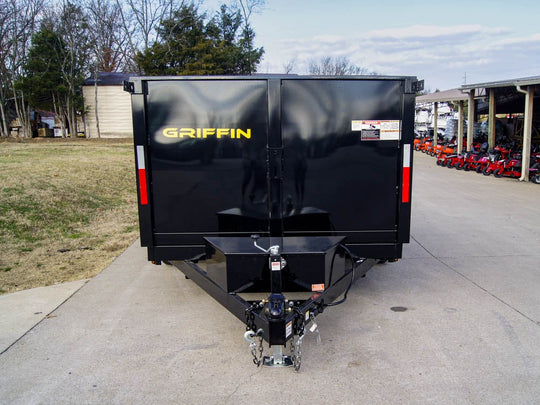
left=0, top=152, right=539, bottom=404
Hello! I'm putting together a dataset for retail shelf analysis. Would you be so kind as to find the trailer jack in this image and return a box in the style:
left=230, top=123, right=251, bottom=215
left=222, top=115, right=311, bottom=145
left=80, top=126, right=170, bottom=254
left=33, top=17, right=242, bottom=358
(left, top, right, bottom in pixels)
left=244, top=311, right=321, bottom=371
left=263, top=346, right=294, bottom=368
left=244, top=330, right=302, bottom=369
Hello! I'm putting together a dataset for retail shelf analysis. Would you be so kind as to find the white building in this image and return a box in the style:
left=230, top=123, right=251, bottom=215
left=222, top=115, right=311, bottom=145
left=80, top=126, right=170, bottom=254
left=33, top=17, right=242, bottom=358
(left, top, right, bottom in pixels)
left=82, top=72, right=135, bottom=138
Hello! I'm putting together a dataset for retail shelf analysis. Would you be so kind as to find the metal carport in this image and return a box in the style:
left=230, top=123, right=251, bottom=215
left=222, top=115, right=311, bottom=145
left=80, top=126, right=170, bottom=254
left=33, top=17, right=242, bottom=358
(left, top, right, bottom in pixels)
left=417, top=76, right=540, bottom=181
left=462, top=76, right=540, bottom=181
left=416, top=89, right=469, bottom=154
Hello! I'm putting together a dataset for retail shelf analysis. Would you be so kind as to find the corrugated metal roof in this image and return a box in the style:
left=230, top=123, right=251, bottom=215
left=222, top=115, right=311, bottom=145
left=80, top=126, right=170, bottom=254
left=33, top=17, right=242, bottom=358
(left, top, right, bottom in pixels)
left=461, top=75, right=540, bottom=90
left=415, top=88, right=468, bottom=103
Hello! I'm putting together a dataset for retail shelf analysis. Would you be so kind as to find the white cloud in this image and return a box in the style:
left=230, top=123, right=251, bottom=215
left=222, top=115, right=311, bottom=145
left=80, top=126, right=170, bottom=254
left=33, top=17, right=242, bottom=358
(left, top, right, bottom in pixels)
left=366, top=25, right=509, bottom=39
left=262, top=24, right=540, bottom=90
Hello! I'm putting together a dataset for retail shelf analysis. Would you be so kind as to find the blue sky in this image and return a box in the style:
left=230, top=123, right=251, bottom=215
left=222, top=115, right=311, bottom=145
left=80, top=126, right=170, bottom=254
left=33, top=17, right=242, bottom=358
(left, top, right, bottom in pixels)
left=206, top=0, right=540, bottom=91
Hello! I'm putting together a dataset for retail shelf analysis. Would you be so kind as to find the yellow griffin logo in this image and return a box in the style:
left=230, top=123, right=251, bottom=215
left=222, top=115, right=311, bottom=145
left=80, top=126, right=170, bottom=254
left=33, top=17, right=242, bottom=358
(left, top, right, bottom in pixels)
left=163, top=127, right=251, bottom=139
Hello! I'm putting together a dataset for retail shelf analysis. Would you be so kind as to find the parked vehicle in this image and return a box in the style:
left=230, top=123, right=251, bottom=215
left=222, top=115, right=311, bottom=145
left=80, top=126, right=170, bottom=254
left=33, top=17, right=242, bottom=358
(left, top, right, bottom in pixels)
left=482, top=150, right=519, bottom=177
left=419, top=137, right=432, bottom=153
left=462, top=150, right=487, bottom=171
left=527, top=151, right=540, bottom=183
left=436, top=142, right=458, bottom=166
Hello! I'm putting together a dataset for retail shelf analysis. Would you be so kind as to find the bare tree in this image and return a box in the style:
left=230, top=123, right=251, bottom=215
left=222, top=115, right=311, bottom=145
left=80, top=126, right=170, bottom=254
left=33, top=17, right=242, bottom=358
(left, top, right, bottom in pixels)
left=88, top=0, right=128, bottom=72
left=0, top=2, right=13, bottom=136
left=87, top=0, right=129, bottom=138
left=308, top=56, right=375, bottom=76
left=236, top=0, right=265, bottom=24
left=0, top=0, right=42, bottom=138
left=283, top=58, right=296, bottom=74
left=54, top=1, right=93, bottom=137
left=115, top=0, right=185, bottom=71
left=235, top=0, right=265, bottom=74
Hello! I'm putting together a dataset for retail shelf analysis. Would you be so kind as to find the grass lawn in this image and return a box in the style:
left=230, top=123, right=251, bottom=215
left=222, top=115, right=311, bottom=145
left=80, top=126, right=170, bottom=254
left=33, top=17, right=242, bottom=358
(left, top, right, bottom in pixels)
left=0, top=138, right=139, bottom=294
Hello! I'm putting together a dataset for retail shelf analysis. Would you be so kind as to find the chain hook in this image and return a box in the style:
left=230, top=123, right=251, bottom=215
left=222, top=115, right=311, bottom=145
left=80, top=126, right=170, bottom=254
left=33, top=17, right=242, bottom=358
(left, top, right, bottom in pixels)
left=244, top=328, right=264, bottom=367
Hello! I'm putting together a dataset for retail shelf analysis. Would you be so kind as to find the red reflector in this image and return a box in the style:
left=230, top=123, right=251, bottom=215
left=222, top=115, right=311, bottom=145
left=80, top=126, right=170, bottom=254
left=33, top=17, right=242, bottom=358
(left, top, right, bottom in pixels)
left=138, top=169, right=148, bottom=205
left=402, top=167, right=410, bottom=203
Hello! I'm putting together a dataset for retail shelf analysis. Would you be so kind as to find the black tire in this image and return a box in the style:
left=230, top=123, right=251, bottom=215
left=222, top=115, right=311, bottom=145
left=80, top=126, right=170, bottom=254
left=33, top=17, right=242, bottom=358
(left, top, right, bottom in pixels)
left=436, top=159, right=441, bottom=166
left=494, top=168, right=504, bottom=178
left=456, top=162, right=464, bottom=170
left=483, top=167, right=491, bottom=176
left=475, top=165, right=483, bottom=173
left=533, top=174, right=540, bottom=184
left=464, top=163, right=471, bottom=171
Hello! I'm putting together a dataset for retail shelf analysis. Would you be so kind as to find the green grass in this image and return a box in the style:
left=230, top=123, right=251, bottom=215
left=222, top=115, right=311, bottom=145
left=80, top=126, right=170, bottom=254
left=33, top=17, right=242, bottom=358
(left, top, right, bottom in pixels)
left=0, top=138, right=139, bottom=294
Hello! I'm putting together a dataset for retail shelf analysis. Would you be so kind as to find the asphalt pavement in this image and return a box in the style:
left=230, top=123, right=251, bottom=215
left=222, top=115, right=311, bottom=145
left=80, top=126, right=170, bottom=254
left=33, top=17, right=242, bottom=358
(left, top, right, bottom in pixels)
left=0, top=152, right=539, bottom=404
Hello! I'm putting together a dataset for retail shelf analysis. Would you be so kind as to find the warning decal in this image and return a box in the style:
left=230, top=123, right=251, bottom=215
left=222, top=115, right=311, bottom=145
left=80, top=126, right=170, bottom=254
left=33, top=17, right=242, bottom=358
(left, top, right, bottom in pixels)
left=351, top=120, right=401, bottom=141
left=311, top=283, right=325, bottom=292
left=286, top=321, right=293, bottom=338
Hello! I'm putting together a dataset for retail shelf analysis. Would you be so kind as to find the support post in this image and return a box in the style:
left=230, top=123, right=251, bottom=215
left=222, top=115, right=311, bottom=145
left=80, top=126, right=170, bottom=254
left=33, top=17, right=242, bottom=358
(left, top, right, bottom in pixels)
left=467, top=90, right=475, bottom=151
left=433, top=102, right=438, bottom=145
left=516, top=85, right=534, bottom=181
left=458, top=100, right=464, bottom=154
left=488, top=88, right=496, bottom=149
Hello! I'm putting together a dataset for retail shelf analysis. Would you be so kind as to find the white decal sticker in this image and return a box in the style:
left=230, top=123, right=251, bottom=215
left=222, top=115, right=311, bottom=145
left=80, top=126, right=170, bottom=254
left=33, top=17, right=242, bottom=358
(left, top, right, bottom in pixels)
left=353, top=120, right=401, bottom=141
left=286, top=321, right=293, bottom=338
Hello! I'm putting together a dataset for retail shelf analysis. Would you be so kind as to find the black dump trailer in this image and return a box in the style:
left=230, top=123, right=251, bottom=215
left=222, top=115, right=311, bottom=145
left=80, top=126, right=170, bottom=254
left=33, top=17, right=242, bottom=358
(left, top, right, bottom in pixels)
left=125, top=75, right=421, bottom=369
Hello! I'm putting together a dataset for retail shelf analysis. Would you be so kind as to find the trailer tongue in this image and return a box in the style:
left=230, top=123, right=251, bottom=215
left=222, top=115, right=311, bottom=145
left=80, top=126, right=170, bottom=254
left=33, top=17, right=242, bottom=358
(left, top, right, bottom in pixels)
left=125, top=75, right=421, bottom=370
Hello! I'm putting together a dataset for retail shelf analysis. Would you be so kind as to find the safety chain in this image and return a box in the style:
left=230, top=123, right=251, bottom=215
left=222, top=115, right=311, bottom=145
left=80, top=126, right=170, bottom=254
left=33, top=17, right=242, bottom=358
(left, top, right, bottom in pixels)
left=245, top=305, right=264, bottom=367
left=291, top=329, right=305, bottom=371
left=246, top=329, right=263, bottom=367
left=291, top=308, right=307, bottom=371
left=246, top=305, right=256, bottom=332
left=255, top=332, right=264, bottom=366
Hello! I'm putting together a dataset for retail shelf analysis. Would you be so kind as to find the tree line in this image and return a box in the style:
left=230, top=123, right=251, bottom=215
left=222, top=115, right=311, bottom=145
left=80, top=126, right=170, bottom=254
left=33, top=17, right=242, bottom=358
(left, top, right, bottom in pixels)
left=0, top=0, right=265, bottom=138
